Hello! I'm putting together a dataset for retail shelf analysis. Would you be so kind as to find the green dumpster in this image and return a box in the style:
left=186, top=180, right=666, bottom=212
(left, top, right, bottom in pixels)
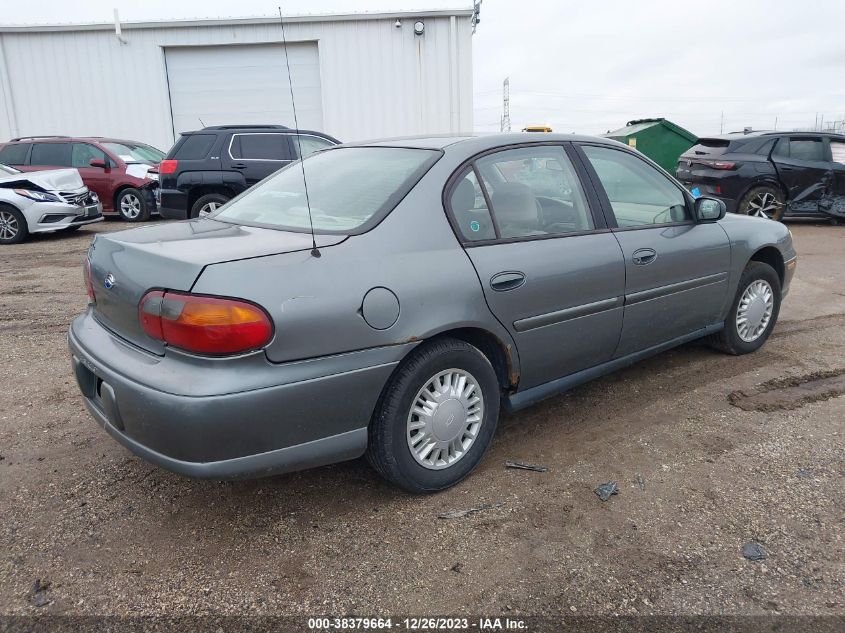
left=603, top=118, right=697, bottom=173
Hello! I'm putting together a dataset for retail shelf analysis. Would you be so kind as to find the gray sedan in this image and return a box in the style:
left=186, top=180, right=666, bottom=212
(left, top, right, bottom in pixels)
left=69, top=134, right=796, bottom=492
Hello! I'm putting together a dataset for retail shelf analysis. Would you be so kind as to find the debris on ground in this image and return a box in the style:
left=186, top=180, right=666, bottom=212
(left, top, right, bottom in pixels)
left=795, top=468, right=815, bottom=479
left=742, top=541, right=768, bottom=561
left=634, top=474, right=646, bottom=490
left=594, top=481, right=619, bottom=501
left=505, top=460, right=548, bottom=473
left=437, top=502, right=504, bottom=519
left=30, top=578, right=51, bottom=607
left=450, top=562, right=463, bottom=574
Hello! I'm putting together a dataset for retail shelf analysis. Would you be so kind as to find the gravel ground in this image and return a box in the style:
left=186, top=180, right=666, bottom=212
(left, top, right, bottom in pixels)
left=0, top=219, right=843, bottom=619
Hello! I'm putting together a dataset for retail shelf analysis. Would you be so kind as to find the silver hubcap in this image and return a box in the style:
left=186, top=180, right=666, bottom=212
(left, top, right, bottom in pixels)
left=406, top=368, right=484, bottom=470
left=736, top=279, right=774, bottom=342
left=747, top=192, right=780, bottom=218
left=0, top=210, right=19, bottom=239
left=199, top=202, right=221, bottom=217
left=120, top=194, right=142, bottom=219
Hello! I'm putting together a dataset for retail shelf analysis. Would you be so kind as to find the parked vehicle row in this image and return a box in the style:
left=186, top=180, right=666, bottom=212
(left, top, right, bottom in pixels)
left=69, top=133, right=796, bottom=492
left=0, top=136, right=162, bottom=222
left=676, top=131, right=845, bottom=222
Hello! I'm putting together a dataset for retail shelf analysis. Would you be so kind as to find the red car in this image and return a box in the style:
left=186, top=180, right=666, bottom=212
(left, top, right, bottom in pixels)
left=0, top=136, right=164, bottom=221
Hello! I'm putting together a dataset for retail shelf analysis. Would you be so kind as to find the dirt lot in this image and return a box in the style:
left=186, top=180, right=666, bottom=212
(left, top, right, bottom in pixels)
left=0, top=220, right=843, bottom=620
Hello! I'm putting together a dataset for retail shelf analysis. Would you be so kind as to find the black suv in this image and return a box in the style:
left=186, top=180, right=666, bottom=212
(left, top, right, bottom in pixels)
left=158, top=125, right=340, bottom=219
left=676, top=131, right=845, bottom=222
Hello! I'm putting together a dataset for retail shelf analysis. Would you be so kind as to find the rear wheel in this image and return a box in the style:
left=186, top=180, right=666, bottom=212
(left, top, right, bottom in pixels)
left=366, top=338, right=500, bottom=493
left=708, top=261, right=781, bottom=355
left=0, top=206, right=28, bottom=244
left=116, top=188, right=150, bottom=222
left=191, top=193, right=230, bottom=219
left=738, top=185, right=785, bottom=221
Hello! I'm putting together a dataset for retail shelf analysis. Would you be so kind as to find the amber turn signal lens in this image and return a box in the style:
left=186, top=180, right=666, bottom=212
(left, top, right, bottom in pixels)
left=139, top=291, right=272, bottom=355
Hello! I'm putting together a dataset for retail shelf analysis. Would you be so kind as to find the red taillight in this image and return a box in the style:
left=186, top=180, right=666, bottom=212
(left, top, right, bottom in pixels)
left=712, top=161, right=736, bottom=170
left=84, top=258, right=96, bottom=303
left=158, top=159, right=178, bottom=174
left=139, top=291, right=272, bottom=355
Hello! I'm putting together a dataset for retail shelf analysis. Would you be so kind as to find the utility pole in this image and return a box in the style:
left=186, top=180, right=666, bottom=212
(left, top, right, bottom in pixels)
left=720, top=111, right=724, bottom=134
left=501, top=77, right=511, bottom=133
left=774, top=116, right=777, bottom=131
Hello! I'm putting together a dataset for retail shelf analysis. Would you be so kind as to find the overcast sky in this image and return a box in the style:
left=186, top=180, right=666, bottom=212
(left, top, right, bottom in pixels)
left=3, top=0, right=844, bottom=137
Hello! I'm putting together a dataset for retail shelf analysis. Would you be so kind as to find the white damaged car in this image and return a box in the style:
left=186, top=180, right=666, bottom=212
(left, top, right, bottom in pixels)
left=0, top=163, right=102, bottom=244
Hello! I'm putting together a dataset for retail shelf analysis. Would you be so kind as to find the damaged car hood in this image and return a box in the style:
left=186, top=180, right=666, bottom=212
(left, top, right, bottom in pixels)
left=0, top=168, right=83, bottom=192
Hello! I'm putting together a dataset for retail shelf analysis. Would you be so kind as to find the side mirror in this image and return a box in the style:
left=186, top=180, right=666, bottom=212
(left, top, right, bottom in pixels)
left=695, top=196, right=726, bottom=222
left=89, top=158, right=107, bottom=169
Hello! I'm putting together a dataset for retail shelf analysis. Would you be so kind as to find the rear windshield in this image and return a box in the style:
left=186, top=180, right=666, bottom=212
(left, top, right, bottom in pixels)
left=685, top=138, right=731, bottom=157
left=212, top=147, right=441, bottom=234
left=172, top=134, right=216, bottom=160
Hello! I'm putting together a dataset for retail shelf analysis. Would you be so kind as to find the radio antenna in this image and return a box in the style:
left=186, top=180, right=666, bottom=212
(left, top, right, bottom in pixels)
left=278, top=5, right=320, bottom=258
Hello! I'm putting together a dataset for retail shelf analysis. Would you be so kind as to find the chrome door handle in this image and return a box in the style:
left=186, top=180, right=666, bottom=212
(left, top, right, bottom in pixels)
left=632, top=248, right=657, bottom=265
left=490, top=271, right=526, bottom=292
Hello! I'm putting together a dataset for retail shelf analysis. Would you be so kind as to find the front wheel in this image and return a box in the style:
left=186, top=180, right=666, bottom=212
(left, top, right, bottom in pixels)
left=708, top=261, right=781, bottom=355
left=366, top=338, right=500, bottom=493
left=738, top=185, right=785, bottom=221
left=0, top=206, right=28, bottom=244
left=116, top=188, right=150, bottom=222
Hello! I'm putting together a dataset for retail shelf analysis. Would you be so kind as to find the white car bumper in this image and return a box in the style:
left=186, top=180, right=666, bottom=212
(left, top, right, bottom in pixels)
left=28, top=201, right=104, bottom=233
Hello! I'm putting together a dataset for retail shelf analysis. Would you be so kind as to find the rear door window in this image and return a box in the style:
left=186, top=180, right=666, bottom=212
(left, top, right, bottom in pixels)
left=30, top=142, right=72, bottom=167
left=230, top=134, right=291, bottom=161
left=0, top=143, right=30, bottom=165
left=173, top=134, right=215, bottom=160
left=775, top=137, right=825, bottom=162
left=473, top=145, right=594, bottom=239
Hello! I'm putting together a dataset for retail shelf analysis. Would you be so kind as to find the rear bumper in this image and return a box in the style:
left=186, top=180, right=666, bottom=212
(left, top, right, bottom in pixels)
left=159, top=189, right=189, bottom=220
left=68, top=310, right=407, bottom=479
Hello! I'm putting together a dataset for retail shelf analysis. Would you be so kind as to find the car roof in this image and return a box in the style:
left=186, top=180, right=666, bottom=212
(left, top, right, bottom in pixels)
left=340, top=132, right=625, bottom=152
left=700, top=131, right=845, bottom=141
left=7, top=136, right=155, bottom=145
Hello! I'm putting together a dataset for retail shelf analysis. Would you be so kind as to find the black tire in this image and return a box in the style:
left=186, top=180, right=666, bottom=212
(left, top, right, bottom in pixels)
left=115, top=187, right=150, bottom=222
left=708, top=261, right=781, bottom=355
left=190, top=193, right=230, bottom=219
left=737, top=185, right=786, bottom=221
left=366, top=338, right=501, bottom=493
left=0, top=205, right=28, bottom=244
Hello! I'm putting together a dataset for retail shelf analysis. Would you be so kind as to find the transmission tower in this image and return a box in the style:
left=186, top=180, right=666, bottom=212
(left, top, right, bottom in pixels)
left=501, top=77, right=511, bottom=132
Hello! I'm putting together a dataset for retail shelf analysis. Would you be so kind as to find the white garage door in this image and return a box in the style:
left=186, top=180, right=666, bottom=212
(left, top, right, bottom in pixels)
left=165, top=42, right=323, bottom=136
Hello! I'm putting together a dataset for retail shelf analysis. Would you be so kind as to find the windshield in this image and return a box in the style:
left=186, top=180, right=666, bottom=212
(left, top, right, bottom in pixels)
left=212, top=147, right=440, bottom=233
left=102, top=142, right=166, bottom=164
left=0, top=163, right=20, bottom=175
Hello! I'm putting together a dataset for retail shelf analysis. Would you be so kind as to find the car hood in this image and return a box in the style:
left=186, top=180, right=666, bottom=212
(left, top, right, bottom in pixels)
left=89, top=218, right=347, bottom=354
left=0, top=168, right=83, bottom=192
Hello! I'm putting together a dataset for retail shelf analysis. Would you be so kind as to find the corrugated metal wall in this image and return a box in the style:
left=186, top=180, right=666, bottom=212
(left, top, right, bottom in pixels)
left=0, top=13, right=474, bottom=151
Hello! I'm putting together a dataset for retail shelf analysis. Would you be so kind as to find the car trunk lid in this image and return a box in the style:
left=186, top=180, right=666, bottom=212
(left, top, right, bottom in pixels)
left=89, top=219, right=345, bottom=354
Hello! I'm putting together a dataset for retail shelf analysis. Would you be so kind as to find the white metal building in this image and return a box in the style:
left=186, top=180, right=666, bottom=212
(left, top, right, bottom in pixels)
left=0, top=9, right=475, bottom=151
